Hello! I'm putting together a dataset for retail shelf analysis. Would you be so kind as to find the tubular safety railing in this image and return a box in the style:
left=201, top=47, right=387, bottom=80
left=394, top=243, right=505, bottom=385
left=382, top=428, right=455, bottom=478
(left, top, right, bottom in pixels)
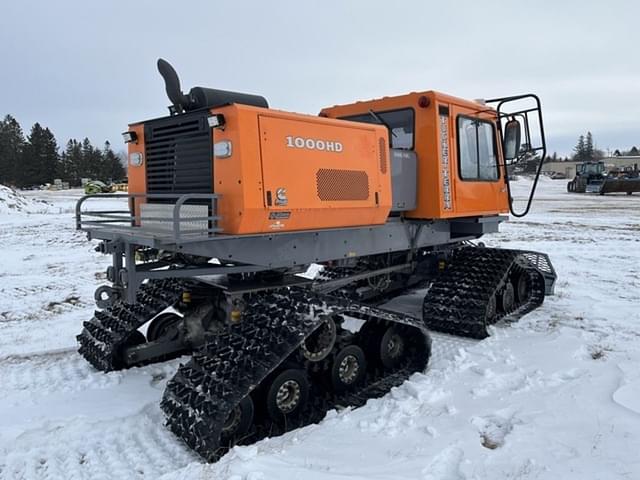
left=75, top=193, right=221, bottom=242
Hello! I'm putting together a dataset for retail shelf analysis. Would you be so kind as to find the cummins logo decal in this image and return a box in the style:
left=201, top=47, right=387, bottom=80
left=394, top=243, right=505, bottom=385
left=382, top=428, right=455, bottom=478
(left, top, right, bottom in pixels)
left=286, top=136, right=343, bottom=152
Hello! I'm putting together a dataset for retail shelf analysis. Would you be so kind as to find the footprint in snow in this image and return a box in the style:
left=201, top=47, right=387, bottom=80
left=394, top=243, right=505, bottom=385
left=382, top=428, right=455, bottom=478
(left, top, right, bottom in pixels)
left=471, top=410, right=519, bottom=450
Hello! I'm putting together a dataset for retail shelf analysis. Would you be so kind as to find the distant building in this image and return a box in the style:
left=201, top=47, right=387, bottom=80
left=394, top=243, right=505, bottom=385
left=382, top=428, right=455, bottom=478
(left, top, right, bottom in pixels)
left=544, top=156, right=640, bottom=178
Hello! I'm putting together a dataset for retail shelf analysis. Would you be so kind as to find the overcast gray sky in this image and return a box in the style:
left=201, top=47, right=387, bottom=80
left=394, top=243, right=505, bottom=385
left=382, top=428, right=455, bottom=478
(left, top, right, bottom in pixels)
left=1, top=1, right=638, bottom=157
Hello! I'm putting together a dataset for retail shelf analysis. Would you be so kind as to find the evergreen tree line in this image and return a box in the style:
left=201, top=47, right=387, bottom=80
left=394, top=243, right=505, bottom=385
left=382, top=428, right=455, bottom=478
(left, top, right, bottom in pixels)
left=544, top=132, right=639, bottom=163
left=572, top=131, right=604, bottom=163
left=0, top=114, right=125, bottom=188
left=613, top=146, right=639, bottom=156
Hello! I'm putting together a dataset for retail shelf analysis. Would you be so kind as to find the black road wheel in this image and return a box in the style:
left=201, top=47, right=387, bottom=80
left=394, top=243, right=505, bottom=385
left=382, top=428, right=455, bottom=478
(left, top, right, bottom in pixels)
left=500, top=281, right=516, bottom=313
left=331, top=345, right=366, bottom=392
left=94, top=285, right=116, bottom=309
left=380, top=326, right=406, bottom=369
left=266, top=369, right=310, bottom=421
left=146, top=312, right=181, bottom=342
left=567, top=181, right=572, bottom=192
left=515, top=273, right=531, bottom=303
left=301, top=315, right=337, bottom=362
left=220, top=395, right=254, bottom=444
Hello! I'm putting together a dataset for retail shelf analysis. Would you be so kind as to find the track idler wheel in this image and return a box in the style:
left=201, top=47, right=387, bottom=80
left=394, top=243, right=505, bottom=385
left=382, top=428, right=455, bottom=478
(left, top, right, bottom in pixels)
left=515, top=272, right=531, bottom=303
left=146, top=312, right=182, bottom=342
left=301, top=315, right=337, bottom=362
left=359, top=322, right=408, bottom=369
left=379, top=326, right=407, bottom=369
left=94, top=285, right=117, bottom=309
left=499, top=281, right=516, bottom=313
left=220, top=396, right=254, bottom=444
left=265, top=369, right=310, bottom=422
left=331, top=345, right=366, bottom=392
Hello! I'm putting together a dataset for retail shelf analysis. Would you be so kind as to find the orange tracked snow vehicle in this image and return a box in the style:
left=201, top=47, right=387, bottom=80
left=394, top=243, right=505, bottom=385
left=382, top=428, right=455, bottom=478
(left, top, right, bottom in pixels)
left=76, top=59, right=556, bottom=461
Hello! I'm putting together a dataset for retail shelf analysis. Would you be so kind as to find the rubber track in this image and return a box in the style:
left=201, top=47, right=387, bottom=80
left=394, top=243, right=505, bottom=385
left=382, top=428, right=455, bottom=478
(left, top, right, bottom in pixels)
left=76, top=279, right=185, bottom=372
left=161, top=287, right=431, bottom=462
left=422, top=247, right=546, bottom=338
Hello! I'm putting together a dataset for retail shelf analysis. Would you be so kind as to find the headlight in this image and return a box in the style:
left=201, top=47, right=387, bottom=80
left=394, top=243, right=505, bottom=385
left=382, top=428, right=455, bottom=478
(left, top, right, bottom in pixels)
left=129, top=152, right=144, bottom=167
left=214, top=140, right=233, bottom=158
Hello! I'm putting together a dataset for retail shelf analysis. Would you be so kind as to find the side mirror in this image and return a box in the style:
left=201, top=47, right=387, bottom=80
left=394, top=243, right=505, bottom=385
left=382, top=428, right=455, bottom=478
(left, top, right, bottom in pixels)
left=503, top=119, right=522, bottom=162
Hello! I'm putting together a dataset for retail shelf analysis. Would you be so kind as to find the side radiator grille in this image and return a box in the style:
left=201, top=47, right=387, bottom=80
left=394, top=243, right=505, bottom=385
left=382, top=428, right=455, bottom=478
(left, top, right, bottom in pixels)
left=144, top=112, right=212, bottom=195
left=316, top=168, right=369, bottom=201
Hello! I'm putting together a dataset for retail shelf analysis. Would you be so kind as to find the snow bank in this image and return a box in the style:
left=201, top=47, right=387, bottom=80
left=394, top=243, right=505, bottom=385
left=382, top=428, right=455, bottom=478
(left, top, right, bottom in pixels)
left=0, top=184, right=54, bottom=215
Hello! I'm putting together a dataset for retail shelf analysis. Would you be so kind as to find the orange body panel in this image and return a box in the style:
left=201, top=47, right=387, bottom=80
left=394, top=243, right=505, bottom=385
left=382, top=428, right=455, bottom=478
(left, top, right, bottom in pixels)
left=125, top=123, right=146, bottom=220
left=128, top=90, right=509, bottom=235
left=209, top=104, right=390, bottom=235
left=321, top=91, right=509, bottom=219
left=126, top=123, right=146, bottom=196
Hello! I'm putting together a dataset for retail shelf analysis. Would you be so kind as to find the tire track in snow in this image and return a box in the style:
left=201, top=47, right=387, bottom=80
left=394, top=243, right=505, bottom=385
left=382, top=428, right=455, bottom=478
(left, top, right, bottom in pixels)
left=0, top=350, right=124, bottom=402
left=0, top=349, right=183, bottom=403
left=0, top=405, right=197, bottom=480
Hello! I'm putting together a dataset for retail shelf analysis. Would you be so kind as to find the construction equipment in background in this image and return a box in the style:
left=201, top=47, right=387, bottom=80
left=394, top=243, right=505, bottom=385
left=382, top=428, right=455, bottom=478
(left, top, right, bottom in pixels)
left=112, top=180, right=128, bottom=192
left=600, top=165, right=640, bottom=195
left=75, top=58, right=556, bottom=462
left=567, top=161, right=640, bottom=195
left=47, top=179, right=71, bottom=191
left=83, top=180, right=115, bottom=195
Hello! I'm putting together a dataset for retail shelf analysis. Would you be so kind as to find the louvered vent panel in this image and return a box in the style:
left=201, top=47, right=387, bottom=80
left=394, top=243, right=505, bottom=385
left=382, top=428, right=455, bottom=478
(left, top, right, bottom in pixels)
left=144, top=112, right=212, bottom=195
left=316, top=169, right=369, bottom=201
left=379, top=137, right=387, bottom=173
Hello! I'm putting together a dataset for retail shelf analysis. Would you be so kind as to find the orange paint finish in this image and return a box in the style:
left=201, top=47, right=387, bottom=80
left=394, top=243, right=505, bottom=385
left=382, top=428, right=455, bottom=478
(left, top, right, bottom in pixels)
left=130, top=88, right=510, bottom=235
left=125, top=123, right=146, bottom=220
left=211, top=104, right=391, bottom=234
left=209, top=105, right=263, bottom=235
left=447, top=101, right=509, bottom=218
left=321, top=91, right=509, bottom=220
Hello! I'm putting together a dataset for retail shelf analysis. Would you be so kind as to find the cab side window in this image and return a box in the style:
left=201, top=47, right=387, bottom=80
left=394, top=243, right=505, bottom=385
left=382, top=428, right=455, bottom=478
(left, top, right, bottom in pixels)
left=457, top=116, right=499, bottom=181
left=340, top=109, right=415, bottom=150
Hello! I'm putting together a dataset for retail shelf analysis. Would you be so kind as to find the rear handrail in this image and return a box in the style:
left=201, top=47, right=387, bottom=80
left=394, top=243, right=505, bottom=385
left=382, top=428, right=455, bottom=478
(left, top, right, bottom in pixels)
left=76, top=192, right=221, bottom=242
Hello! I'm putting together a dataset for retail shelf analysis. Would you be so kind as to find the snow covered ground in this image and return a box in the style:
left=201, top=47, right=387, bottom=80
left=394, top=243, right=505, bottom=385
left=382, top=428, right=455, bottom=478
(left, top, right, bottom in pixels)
left=0, top=180, right=639, bottom=480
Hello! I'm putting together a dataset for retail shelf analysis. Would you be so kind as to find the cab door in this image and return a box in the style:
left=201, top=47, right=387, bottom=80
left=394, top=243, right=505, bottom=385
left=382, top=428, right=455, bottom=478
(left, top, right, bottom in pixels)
left=451, top=106, right=509, bottom=216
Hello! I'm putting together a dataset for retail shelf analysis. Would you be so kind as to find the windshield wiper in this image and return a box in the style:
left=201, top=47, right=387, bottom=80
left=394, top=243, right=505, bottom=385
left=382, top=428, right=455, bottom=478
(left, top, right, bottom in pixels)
left=368, top=109, right=397, bottom=137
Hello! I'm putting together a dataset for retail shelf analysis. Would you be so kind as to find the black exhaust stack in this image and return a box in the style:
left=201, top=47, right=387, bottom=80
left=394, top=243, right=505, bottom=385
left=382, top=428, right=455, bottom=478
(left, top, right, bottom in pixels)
left=157, top=58, right=268, bottom=114
left=157, top=59, right=190, bottom=113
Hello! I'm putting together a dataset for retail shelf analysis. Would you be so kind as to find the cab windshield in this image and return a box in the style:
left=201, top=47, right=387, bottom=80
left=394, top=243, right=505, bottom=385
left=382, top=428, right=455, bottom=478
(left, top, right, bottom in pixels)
left=580, top=163, right=604, bottom=175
